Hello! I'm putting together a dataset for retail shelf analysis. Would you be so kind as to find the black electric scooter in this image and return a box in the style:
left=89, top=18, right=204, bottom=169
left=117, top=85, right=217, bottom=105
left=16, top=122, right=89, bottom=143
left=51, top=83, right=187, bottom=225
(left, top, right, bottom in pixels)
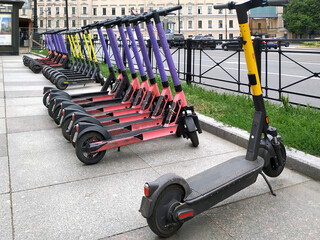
left=140, top=0, right=289, bottom=237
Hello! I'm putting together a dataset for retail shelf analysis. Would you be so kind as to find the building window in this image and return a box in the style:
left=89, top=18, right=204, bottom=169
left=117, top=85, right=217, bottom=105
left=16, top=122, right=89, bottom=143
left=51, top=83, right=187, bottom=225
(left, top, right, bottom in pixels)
left=207, top=5, right=212, bottom=15
left=93, top=8, right=97, bottom=16
left=48, top=20, right=51, bottom=28
left=40, top=7, right=43, bottom=15
left=64, top=7, right=66, bottom=14
left=72, top=20, right=76, bottom=28
left=83, top=20, right=87, bottom=26
left=188, top=5, right=192, bottom=15
left=112, top=7, right=116, bottom=16
left=208, top=20, right=212, bottom=29
left=102, top=8, right=107, bottom=16
left=258, top=23, right=262, bottom=29
left=198, top=6, right=202, bottom=15
left=22, top=8, right=26, bottom=15
left=121, top=7, right=125, bottom=15
left=198, top=20, right=202, bottom=29
left=129, top=6, right=134, bottom=14
left=64, top=20, right=67, bottom=27
left=229, top=33, right=233, bottom=39
left=56, top=20, right=59, bottom=28
left=40, top=20, right=43, bottom=28
left=218, top=9, right=223, bottom=14
left=188, top=20, right=193, bottom=29
left=178, top=8, right=182, bottom=15
left=218, top=20, right=223, bottom=28
left=72, top=7, right=76, bottom=15
left=229, top=20, right=233, bottom=28
left=82, top=6, right=87, bottom=15
left=179, top=20, right=183, bottom=29
left=229, top=9, right=233, bottom=14
left=219, top=34, right=223, bottom=39
left=48, top=7, right=51, bottom=15
left=149, top=5, right=154, bottom=12
left=56, top=7, right=59, bottom=15
left=158, top=5, right=164, bottom=10
left=140, top=6, right=144, bottom=14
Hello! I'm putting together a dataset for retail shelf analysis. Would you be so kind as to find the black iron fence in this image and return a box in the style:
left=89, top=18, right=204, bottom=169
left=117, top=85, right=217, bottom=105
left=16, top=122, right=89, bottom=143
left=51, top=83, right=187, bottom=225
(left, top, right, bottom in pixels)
left=95, top=38, right=320, bottom=109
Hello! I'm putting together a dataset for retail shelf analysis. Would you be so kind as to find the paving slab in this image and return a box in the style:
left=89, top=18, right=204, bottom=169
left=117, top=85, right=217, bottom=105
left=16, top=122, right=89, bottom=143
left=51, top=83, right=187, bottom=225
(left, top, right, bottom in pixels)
left=6, top=104, right=47, bottom=118
left=0, top=194, right=12, bottom=240
left=5, top=96, right=42, bottom=107
left=205, top=180, right=320, bottom=240
left=12, top=168, right=158, bottom=240
left=128, top=131, right=243, bottom=167
left=7, top=115, right=57, bottom=133
left=0, top=157, right=9, bottom=194
left=0, top=118, right=5, bottom=134
left=8, top=129, right=150, bottom=191
left=0, top=133, right=7, bottom=157
left=107, top=214, right=232, bottom=240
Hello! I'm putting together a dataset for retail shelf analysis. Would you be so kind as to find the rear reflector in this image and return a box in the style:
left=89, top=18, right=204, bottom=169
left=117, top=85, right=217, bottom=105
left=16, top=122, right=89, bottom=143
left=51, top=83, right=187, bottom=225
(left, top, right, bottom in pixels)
left=72, top=113, right=75, bottom=121
left=76, top=124, right=79, bottom=132
left=62, top=109, right=65, bottom=116
left=54, top=99, right=56, bottom=104
left=179, top=211, right=194, bottom=220
left=144, top=183, right=150, bottom=197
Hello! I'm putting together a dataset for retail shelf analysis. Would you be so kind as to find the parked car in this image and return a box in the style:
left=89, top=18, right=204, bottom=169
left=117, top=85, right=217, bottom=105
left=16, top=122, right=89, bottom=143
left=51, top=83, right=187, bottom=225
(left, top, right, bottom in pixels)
left=190, top=35, right=216, bottom=49
left=166, top=33, right=185, bottom=47
left=264, top=38, right=278, bottom=49
left=221, top=37, right=242, bottom=51
left=272, top=37, right=290, bottom=47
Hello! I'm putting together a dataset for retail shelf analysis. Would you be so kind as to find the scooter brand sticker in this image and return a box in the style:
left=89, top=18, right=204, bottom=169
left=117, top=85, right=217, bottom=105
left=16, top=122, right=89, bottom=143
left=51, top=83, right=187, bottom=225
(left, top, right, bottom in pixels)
left=68, top=120, right=74, bottom=130
left=59, top=116, right=64, bottom=126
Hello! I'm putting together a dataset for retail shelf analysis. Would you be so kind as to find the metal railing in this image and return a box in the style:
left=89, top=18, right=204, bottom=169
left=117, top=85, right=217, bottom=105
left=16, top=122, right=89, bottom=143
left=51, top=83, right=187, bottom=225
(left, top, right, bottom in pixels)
left=96, top=38, right=320, bottom=108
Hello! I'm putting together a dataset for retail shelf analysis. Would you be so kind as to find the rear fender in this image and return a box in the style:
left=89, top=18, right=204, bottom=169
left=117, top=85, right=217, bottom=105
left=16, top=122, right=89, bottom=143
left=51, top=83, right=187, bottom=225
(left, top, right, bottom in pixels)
left=140, top=173, right=191, bottom=218
left=76, top=125, right=111, bottom=143
left=73, top=116, right=102, bottom=127
left=43, top=86, right=56, bottom=94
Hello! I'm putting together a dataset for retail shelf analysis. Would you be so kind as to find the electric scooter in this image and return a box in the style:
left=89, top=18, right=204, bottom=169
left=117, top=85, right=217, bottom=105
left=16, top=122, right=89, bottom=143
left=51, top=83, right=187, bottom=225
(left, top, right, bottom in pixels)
left=71, top=6, right=201, bottom=165
left=139, top=0, right=289, bottom=238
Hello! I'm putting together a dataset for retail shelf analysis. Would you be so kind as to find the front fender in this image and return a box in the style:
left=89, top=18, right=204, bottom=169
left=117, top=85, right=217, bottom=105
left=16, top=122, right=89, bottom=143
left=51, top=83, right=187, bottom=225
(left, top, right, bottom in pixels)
left=140, top=173, right=191, bottom=218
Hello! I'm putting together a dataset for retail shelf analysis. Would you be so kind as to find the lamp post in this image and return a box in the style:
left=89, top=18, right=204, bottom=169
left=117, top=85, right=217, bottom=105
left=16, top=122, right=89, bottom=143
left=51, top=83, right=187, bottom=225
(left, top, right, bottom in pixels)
left=178, top=0, right=181, bottom=34
left=65, top=0, right=69, bottom=30
left=225, top=9, right=228, bottom=39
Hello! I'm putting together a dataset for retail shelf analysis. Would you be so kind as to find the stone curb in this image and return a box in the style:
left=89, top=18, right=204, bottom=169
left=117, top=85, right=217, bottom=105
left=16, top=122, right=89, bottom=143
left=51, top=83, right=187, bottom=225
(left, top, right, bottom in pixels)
left=198, top=113, right=320, bottom=181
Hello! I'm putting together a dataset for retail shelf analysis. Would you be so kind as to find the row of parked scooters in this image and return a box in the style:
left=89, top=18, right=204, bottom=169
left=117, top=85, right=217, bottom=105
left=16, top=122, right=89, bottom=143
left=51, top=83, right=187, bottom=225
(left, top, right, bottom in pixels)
left=27, top=1, right=288, bottom=238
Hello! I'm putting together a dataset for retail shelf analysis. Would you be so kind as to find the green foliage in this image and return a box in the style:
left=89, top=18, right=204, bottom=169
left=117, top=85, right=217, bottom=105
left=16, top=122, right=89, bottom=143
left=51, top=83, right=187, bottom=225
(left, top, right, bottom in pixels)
left=281, top=94, right=291, bottom=111
left=283, top=0, right=320, bottom=37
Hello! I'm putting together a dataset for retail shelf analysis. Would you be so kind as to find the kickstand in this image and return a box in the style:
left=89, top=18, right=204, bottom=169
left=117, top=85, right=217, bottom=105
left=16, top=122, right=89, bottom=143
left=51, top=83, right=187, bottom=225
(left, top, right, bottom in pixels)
left=118, top=147, right=120, bottom=152
left=259, top=172, right=276, bottom=196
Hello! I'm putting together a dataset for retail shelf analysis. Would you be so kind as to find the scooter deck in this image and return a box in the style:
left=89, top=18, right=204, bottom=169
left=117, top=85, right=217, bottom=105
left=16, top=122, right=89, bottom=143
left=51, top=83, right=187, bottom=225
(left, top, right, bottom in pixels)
left=98, top=111, right=151, bottom=125
left=185, top=156, right=264, bottom=202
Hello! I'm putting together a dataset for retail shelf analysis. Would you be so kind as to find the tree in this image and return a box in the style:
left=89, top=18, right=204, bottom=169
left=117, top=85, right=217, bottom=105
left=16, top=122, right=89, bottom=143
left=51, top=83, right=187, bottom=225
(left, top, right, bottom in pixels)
left=283, top=0, right=320, bottom=38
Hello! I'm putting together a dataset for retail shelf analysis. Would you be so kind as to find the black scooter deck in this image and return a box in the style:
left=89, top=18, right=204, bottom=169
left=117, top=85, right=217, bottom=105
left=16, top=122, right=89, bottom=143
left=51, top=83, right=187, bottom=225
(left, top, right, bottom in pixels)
left=185, top=156, right=264, bottom=202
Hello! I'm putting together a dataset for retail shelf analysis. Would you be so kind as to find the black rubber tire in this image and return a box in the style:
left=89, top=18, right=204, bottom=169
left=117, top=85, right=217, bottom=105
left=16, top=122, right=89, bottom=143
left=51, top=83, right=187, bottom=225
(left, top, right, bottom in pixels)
left=55, top=76, right=68, bottom=90
left=47, top=100, right=56, bottom=118
left=61, top=117, right=72, bottom=141
left=263, top=143, right=286, bottom=178
left=75, top=132, right=106, bottom=165
left=176, top=126, right=182, bottom=137
left=42, top=91, right=50, bottom=107
left=285, top=43, right=289, bottom=47
left=188, top=131, right=199, bottom=147
left=52, top=107, right=62, bottom=125
left=147, top=184, right=184, bottom=238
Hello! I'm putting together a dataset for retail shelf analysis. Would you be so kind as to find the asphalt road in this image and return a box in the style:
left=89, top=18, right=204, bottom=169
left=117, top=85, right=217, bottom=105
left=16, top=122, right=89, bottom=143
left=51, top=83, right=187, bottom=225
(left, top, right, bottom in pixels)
left=94, top=43, right=320, bottom=108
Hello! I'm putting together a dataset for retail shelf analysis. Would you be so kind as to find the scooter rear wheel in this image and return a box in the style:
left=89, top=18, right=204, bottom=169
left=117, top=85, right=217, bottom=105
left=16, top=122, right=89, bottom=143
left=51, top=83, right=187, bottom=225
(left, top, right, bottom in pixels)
left=55, top=76, right=68, bottom=90
left=42, top=91, right=51, bottom=107
left=75, top=132, right=106, bottom=165
left=263, top=142, right=286, bottom=177
left=147, top=184, right=184, bottom=238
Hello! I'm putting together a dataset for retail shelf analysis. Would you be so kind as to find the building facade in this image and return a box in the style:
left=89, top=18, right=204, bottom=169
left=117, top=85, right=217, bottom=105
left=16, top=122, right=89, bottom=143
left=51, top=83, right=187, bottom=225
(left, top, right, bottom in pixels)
left=19, top=0, right=241, bottom=40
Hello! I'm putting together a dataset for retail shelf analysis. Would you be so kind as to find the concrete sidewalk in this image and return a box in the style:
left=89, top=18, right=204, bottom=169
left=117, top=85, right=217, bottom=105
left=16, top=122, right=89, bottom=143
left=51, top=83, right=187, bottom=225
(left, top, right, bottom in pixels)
left=0, top=55, right=319, bottom=240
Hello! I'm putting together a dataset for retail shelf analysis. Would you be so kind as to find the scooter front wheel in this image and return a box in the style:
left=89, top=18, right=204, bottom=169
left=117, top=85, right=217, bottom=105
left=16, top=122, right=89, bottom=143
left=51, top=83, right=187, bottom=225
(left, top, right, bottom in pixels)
left=188, top=131, right=199, bottom=147
left=75, top=132, right=106, bottom=165
left=263, top=142, right=286, bottom=177
left=147, top=184, right=185, bottom=238
left=55, top=76, right=69, bottom=90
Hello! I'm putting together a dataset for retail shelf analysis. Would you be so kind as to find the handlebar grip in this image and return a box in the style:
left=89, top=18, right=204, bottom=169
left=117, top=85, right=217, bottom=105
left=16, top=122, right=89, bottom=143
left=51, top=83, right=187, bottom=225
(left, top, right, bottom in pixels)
left=266, top=0, right=290, bottom=6
left=158, top=5, right=182, bottom=16
left=214, top=3, right=230, bottom=9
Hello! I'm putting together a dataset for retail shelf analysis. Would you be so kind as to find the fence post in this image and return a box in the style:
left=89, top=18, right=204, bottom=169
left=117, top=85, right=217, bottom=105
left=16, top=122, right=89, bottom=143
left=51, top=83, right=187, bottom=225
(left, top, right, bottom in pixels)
left=253, top=37, right=262, bottom=80
left=186, top=38, right=192, bottom=85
